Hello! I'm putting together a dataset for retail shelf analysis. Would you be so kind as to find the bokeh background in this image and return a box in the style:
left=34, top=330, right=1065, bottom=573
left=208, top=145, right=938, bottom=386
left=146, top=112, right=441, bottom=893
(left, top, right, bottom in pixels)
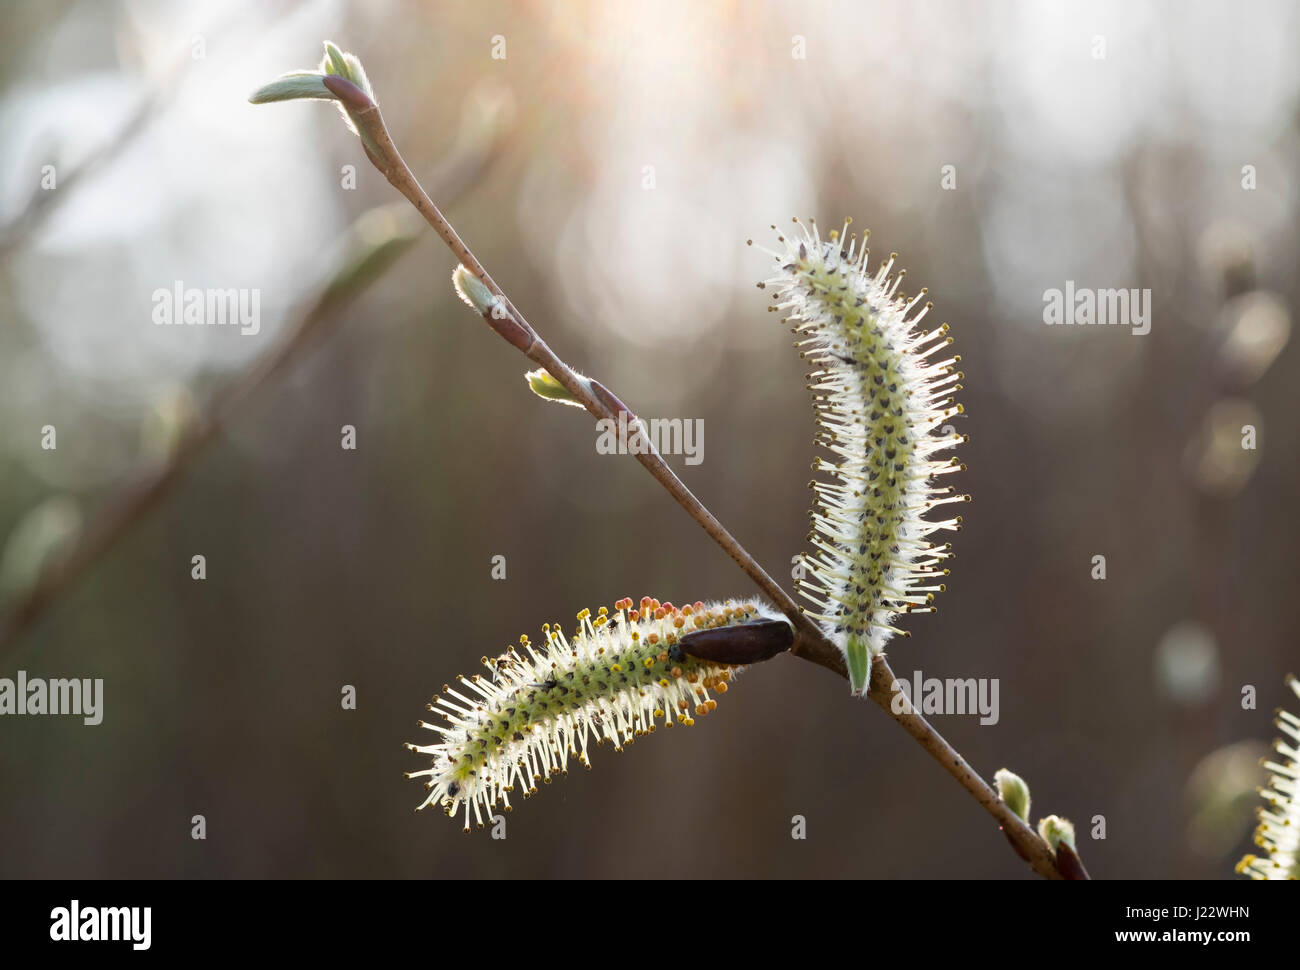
left=1, top=0, right=1296, bottom=879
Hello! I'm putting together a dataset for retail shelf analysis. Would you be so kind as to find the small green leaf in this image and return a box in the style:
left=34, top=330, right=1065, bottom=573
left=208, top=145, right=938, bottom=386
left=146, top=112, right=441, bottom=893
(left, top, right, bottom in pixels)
left=845, top=638, right=870, bottom=694
left=322, top=41, right=350, bottom=79
left=248, top=72, right=333, bottom=104
left=524, top=368, right=583, bottom=407
left=320, top=41, right=373, bottom=100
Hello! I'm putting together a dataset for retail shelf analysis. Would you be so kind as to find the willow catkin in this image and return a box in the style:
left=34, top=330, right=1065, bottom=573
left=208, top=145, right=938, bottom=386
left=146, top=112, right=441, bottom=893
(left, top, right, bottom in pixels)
left=754, top=218, right=968, bottom=693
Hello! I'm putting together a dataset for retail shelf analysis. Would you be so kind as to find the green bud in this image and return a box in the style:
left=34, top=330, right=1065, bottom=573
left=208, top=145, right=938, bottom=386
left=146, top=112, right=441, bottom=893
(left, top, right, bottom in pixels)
left=524, top=368, right=583, bottom=408
left=993, top=768, right=1031, bottom=823
left=322, top=41, right=350, bottom=79
left=1037, top=814, right=1076, bottom=855
left=320, top=40, right=373, bottom=100
left=249, top=43, right=377, bottom=155
left=452, top=265, right=499, bottom=316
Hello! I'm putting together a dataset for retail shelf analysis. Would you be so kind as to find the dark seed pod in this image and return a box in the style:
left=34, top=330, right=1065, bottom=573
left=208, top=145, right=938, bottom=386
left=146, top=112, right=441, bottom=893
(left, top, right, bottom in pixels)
left=678, top=619, right=794, bottom=665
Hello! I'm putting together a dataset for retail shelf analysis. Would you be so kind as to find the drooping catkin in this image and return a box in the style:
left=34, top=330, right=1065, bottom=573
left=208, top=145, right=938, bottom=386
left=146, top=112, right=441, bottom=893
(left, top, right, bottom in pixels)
left=754, top=219, right=967, bottom=693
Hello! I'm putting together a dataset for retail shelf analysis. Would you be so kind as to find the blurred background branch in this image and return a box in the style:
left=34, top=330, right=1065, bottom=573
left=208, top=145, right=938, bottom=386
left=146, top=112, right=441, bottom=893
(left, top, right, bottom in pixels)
left=0, top=2, right=301, bottom=259
left=0, top=91, right=511, bottom=656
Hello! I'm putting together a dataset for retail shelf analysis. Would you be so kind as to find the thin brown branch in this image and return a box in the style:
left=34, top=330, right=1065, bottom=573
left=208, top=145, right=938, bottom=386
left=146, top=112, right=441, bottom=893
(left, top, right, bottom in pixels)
left=864, top=650, right=1065, bottom=879
left=332, top=78, right=1069, bottom=879
left=326, top=77, right=819, bottom=638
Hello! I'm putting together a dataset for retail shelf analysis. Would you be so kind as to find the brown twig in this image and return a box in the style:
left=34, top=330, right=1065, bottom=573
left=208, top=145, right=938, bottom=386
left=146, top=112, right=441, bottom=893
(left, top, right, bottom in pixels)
left=864, top=649, right=1064, bottom=879
left=326, top=75, right=1066, bottom=880
left=326, top=75, right=819, bottom=638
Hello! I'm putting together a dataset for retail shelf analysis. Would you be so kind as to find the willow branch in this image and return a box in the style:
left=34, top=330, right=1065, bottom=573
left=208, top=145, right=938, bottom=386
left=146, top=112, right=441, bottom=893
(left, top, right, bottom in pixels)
left=327, top=76, right=1067, bottom=880
left=866, top=651, right=1063, bottom=878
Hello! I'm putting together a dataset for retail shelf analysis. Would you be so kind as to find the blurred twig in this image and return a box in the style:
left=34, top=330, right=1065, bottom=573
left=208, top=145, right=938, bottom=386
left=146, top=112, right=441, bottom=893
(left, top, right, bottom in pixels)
left=324, top=74, right=1065, bottom=880
left=0, top=1, right=290, bottom=258
left=0, top=96, right=510, bottom=656
left=0, top=93, right=155, bottom=259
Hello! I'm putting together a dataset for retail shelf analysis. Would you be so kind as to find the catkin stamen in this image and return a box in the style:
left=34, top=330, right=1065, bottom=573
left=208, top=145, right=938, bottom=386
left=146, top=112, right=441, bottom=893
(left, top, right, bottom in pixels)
left=1238, top=675, right=1300, bottom=879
